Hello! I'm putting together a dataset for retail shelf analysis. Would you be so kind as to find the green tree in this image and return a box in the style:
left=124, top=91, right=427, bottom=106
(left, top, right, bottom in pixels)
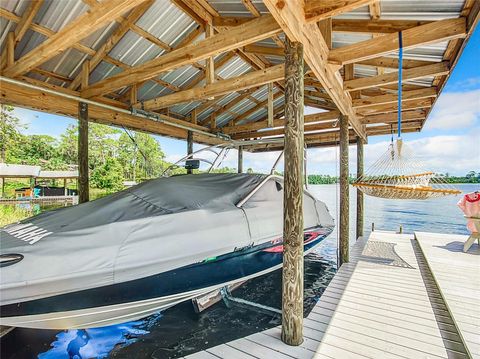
left=118, top=131, right=165, bottom=180
left=0, top=105, right=26, bottom=162
left=90, top=158, right=124, bottom=192
left=58, top=124, right=78, bottom=165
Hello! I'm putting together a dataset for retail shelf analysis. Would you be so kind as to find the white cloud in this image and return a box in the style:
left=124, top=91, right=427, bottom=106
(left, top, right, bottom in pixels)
left=425, top=89, right=480, bottom=130
left=232, top=131, right=480, bottom=177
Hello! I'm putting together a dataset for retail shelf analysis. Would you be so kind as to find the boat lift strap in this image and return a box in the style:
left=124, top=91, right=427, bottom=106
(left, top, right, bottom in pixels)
left=397, top=31, right=403, bottom=139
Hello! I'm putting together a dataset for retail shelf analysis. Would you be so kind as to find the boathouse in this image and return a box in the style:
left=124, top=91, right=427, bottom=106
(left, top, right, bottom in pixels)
left=0, top=0, right=478, bottom=357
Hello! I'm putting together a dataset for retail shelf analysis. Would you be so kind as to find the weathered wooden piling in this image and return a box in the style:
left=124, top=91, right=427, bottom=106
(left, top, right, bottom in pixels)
left=78, top=61, right=90, bottom=204
left=281, top=38, right=304, bottom=346
left=356, top=136, right=364, bottom=239
left=78, top=102, right=89, bottom=204
left=237, top=146, right=243, bottom=173
left=339, top=115, right=349, bottom=265
left=187, top=130, right=193, bottom=175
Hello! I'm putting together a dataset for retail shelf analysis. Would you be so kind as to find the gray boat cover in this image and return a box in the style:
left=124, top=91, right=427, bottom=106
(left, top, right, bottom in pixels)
left=0, top=174, right=334, bottom=305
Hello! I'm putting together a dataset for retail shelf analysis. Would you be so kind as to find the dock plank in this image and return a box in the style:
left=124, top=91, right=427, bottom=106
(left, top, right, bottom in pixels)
left=415, top=231, right=480, bottom=359
left=186, top=232, right=474, bottom=358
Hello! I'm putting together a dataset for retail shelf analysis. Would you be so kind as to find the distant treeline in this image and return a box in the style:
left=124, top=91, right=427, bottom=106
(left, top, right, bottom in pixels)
left=436, top=172, right=480, bottom=183
left=307, top=172, right=480, bottom=185
left=308, top=175, right=354, bottom=184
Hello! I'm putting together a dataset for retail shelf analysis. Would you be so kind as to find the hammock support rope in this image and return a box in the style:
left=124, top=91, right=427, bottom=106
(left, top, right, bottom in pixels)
left=353, top=32, right=461, bottom=200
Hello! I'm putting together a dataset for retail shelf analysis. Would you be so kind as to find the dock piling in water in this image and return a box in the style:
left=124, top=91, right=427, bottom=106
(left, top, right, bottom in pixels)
left=281, top=37, right=305, bottom=347
left=356, top=137, right=364, bottom=239
left=339, top=115, right=349, bottom=265
left=77, top=101, right=89, bottom=204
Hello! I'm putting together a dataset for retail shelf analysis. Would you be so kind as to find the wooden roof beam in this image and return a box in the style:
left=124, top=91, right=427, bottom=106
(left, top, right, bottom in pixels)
left=244, top=45, right=284, bottom=57
left=353, top=87, right=437, bottom=108
left=332, top=19, right=432, bottom=33
left=14, top=0, right=44, bottom=44
left=356, top=98, right=433, bottom=116
left=345, top=62, right=450, bottom=91
left=231, top=91, right=283, bottom=125
left=264, top=0, right=365, bottom=139
left=214, top=16, right=433, bottom=34
left=222, top=110, right=340, bottom=135
left=369, top=1, right=381, bottom=20
left=69, top=0, right=155, bottom=90
left=0, top=79, right=223, bottom=145
left=2, top=0, right=148, bottom=78
left=207, top=86, right=263, bottom=122
left=357, top=57, right=434, bottom=70
left=361, top=109, right=427, bottom=124
left=139, top=64, right=284, bottom=110
left=81, top=15, right=282, bottom=98
left=305, top=0, right=375, bottom=23
left=329, top=17, right=467, bottom=65
left=232, top=121, right=340, bottom=140
left=367, top=121, right=422, bottom=135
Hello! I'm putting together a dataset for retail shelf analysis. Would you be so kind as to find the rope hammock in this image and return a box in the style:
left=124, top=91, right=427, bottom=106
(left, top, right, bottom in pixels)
left=353, top=32, right=461, bottom=200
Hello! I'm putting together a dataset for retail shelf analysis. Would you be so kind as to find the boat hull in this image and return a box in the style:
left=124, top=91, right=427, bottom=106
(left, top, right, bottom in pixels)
left=0, top=228, right=332, bottom=329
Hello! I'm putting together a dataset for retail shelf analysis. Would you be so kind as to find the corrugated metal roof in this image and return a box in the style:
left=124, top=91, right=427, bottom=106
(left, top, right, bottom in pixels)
left=0, top=0, right=470, bottom=138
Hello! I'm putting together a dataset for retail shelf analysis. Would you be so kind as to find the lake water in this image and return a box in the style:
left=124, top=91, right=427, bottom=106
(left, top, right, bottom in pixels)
left=1, top=184, right=477, bottom=359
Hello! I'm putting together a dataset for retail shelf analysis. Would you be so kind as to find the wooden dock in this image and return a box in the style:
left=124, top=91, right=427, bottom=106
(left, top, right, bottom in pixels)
left=416, top=231, right=480, bottom=358
left=184, top=230, right=479, bottom=359
left=0, top=195, right=78, bottom=206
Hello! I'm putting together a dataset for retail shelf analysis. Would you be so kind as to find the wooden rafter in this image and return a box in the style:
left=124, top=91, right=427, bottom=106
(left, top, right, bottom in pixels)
left=222, top=111, right=340, bottom=135
left=353, top=87, right=437, bottom=108
left=331, top=19, right=432, bottom=34
left=2, top=0, right=148, bottom=78
left=0, top=80, right=223, bottom=146
left=0, top=0, right=477, bottom=148
left=232, top=91, right=283, bottom=125
left=361, top=109, right=427, bottom=124
left=213, top=16, right=433, bottom=34
left=345, top=62, right=450, bottom=91
left=263, top=0, right=365, bottom=139
left=357, top=57, right=433, bottom=70
left=69, top=0, right=155, bottom=90
left=329, top=17, right=467, bottom=65
left=244, top=45, right=284, bottom=57
left=140, top=65, right=284, bottom=110
left=305, top=0, right=374, bottom=23
left=369, top=1, right=381, bottom=20
left=81, top=16, right=281, bottom=98
left=356, top=98, right=433, bottom=116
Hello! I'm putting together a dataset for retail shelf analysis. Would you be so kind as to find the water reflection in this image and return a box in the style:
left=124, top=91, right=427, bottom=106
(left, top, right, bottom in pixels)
left=38, top=316, right=162, bottom=359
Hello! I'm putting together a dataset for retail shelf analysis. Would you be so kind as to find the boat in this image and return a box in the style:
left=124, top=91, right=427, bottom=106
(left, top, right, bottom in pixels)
left=1, top=171, right=334, bottom=330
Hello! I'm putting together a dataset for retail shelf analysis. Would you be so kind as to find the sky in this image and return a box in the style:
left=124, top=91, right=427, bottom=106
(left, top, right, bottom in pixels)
left=10, top=27, right=480, bottom=176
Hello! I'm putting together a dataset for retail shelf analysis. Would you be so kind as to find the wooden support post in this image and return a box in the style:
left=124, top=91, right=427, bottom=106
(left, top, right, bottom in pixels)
left=78, top=102, right=89, bottom=204
left=318, top=18, right=332, bottom=49
left=6, top=32, right=15, bottom=67
left=1, top=178, right=4, bottom=198
left=191, top=108, right=197, bottom=125
left=267, top=82, right=274, bottom=127
left=81, top=61, right=90, bottom=90
left=339, top=115, right=349, bottom=265
left=238, top=146, right=243, bottom=173
left=205, top=23, right=215, bottom=100
left=130, top=83, right=137, bottom=106
left=210, top=114, right=216, bottom=130
left=281, top=38, right=304, bottom=347
left=64, top=178, right=67, bottom=196
left=356, top=136, right=364, bottom=239
left=187, top=130, right=193, bottom=175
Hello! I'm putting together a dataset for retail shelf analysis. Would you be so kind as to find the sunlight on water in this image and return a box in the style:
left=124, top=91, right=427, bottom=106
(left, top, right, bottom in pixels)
left=38, top=315, right=162, bottom=359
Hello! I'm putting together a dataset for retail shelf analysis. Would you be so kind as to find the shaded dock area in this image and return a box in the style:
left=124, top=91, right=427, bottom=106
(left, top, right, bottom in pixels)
left=184, top=230, right=479, bottom=359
